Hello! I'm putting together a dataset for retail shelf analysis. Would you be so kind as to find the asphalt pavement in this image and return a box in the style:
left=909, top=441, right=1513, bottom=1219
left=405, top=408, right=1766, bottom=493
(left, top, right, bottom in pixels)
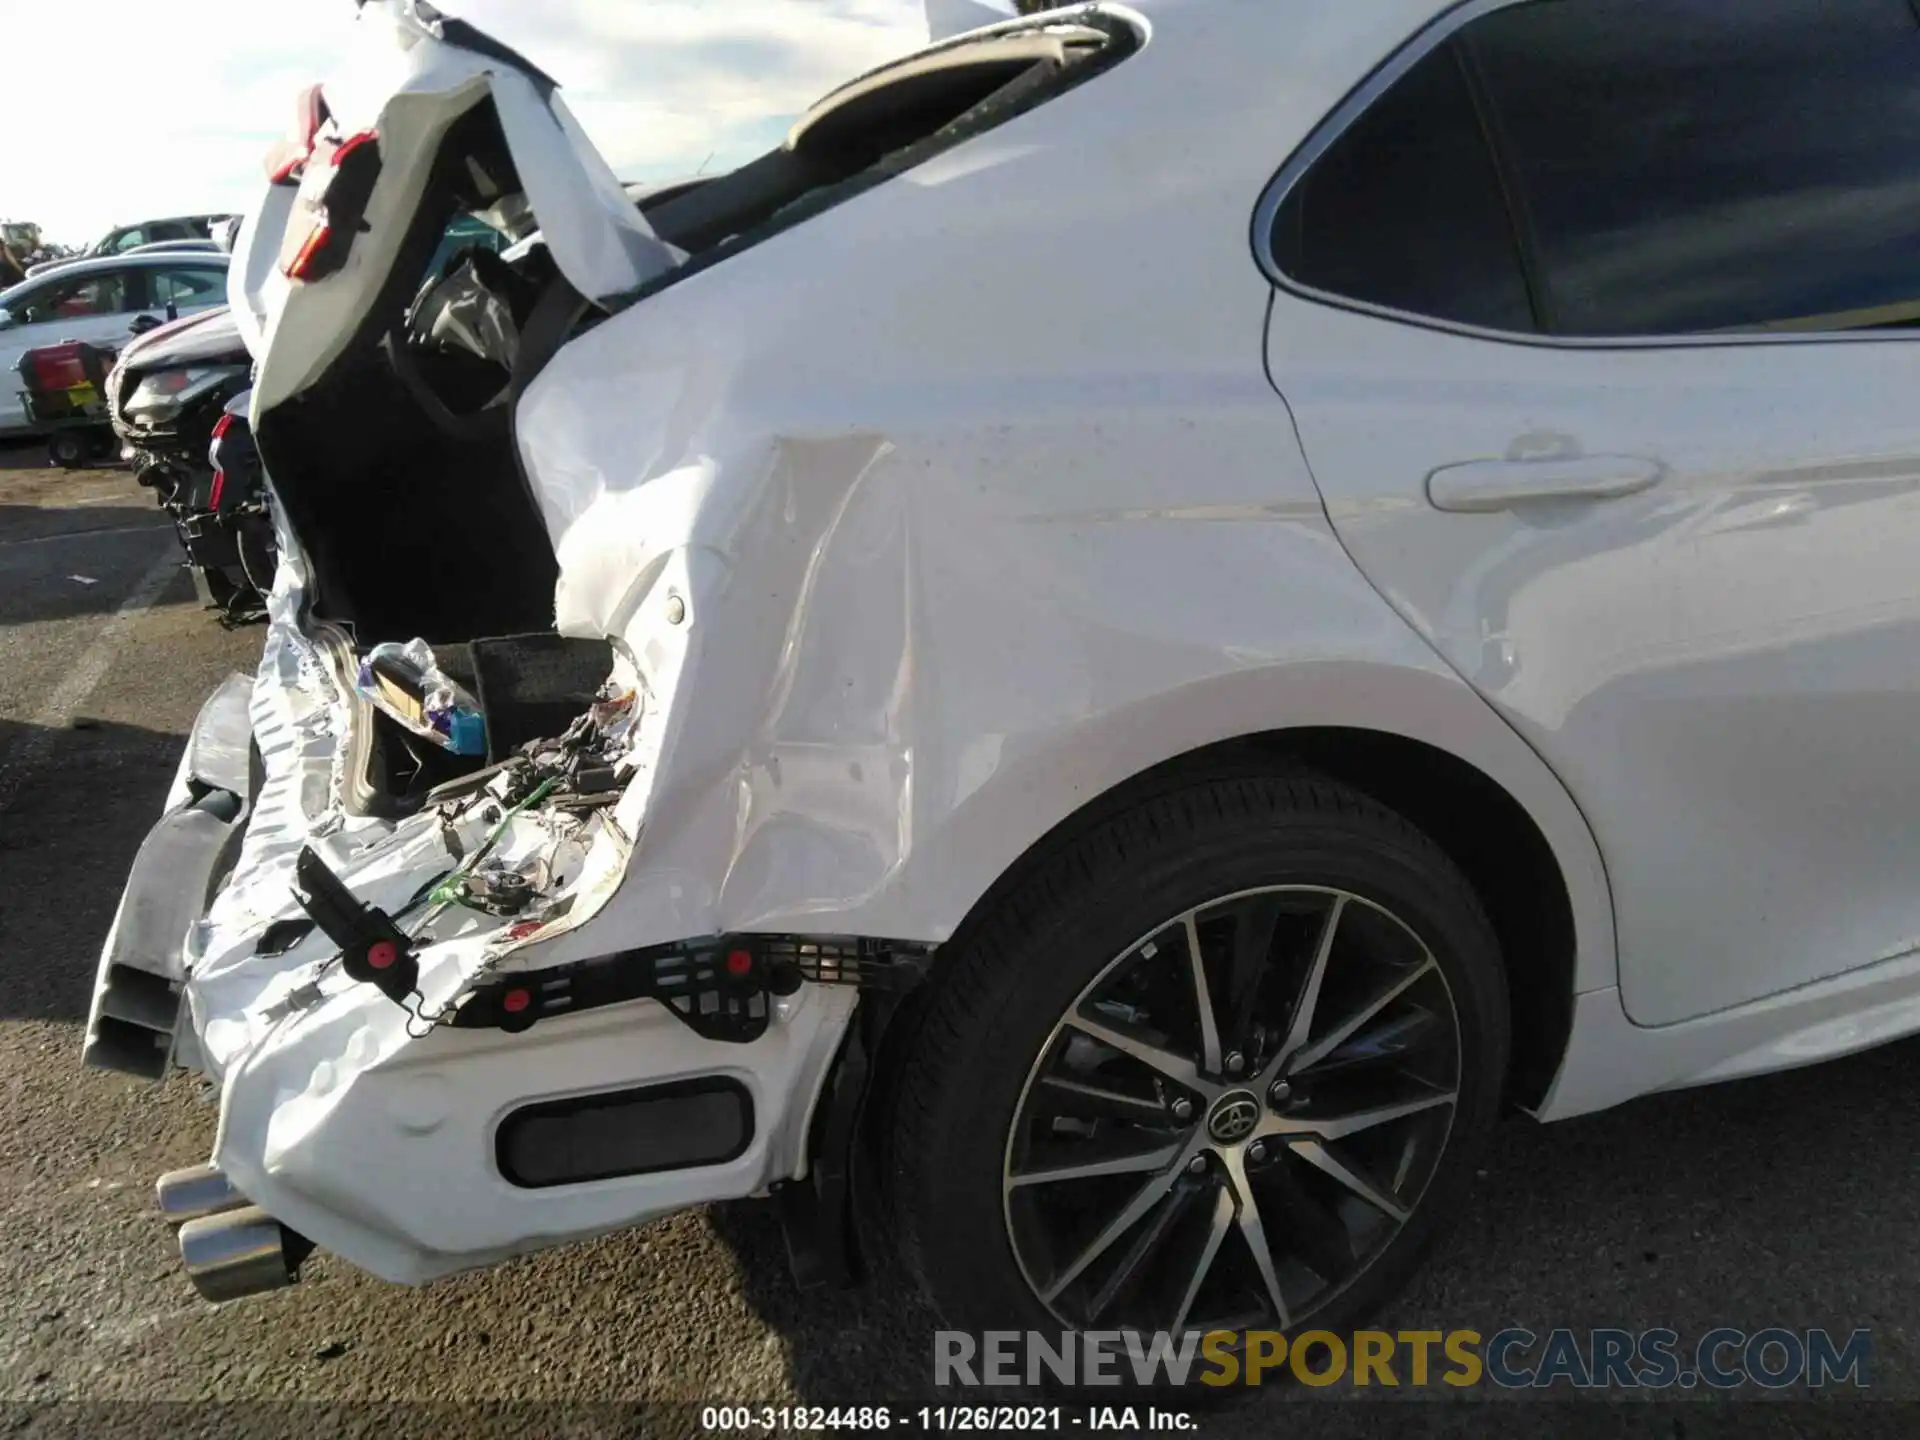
left=0, top=438, right=1912, bottom=1437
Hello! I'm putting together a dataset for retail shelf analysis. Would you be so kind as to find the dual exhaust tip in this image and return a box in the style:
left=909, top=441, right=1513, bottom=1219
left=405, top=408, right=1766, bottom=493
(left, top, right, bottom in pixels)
left=157, top=1164, right=312, bottom=1304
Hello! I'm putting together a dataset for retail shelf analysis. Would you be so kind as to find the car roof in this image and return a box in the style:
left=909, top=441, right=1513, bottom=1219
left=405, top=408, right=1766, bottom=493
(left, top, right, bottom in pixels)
left=34, top=251, right=227, bottom=277
left=107, top=214, right=232, bottom=229
left=125, top=239, right=222, bottom=253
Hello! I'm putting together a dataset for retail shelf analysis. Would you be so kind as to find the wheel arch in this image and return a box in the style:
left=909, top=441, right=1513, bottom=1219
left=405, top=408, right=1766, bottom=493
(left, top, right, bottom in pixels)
left=1260, top=728, right=1576, bottom=1110
left=921, top=679, right=1608, bottom=1112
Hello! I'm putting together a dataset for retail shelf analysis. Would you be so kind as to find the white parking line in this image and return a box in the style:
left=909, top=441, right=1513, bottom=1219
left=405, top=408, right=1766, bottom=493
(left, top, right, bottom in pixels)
left=0, top=547, right=180, bottom=816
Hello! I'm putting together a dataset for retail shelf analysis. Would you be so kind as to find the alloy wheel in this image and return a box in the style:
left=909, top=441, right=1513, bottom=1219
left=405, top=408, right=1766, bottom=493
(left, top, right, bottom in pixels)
left=1002, top=885, right=1461, bottom=1333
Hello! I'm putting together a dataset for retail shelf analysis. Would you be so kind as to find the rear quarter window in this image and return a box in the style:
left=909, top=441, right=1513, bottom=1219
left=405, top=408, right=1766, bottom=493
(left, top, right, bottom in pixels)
left=1270, top=43, right=1535, bottom=333
left=155, top=267, right=228, bottom=307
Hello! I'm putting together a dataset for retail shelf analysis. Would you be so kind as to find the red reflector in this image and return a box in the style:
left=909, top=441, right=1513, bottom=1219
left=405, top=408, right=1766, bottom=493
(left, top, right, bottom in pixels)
left=502, top=988, right=532, bottom=1015
left=211, top=413, right=235, bottom=442
left=332, top=129, right=379, bottom=165
left=366, top=940, right=398, bottom=971
left=725, top=949, right=754, bottom=978
left=208, top=470, right=227, bottom=511
left=283, top=222, right=333, bottom=280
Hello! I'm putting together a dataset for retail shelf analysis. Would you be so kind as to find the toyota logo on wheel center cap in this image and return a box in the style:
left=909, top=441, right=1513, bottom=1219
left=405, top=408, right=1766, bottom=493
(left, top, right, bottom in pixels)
left=1206, top=1091, right=1262, bottom=1144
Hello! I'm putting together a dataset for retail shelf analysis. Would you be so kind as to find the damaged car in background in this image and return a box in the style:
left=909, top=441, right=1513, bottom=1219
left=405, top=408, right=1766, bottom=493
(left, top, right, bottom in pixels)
left=87, top=0, right=1920, bottom=1358
left=106, top=205, right=505, bottom=624
left=108, top=307, right=274, bottom=619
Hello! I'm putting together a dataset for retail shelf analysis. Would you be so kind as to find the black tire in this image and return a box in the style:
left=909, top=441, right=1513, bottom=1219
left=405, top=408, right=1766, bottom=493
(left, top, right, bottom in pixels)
left=884, top=768, right=1509, bottom=1372
left=47, top=432, right=87, bottom=469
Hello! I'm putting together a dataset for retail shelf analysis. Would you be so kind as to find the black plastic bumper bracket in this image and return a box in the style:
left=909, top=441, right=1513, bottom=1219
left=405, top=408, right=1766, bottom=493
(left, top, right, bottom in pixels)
left=451, top=936, right=931, bottom=1044
left=291, top=847, right=420, bottom=1004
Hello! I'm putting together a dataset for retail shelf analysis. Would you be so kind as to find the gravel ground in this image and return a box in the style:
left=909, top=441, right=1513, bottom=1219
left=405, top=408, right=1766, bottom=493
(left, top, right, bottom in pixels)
left=0, top=439, right=1911, bottom=1437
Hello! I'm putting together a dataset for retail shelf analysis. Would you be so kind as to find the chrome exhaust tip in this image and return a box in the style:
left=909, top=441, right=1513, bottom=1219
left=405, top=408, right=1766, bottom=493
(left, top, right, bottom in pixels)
left=178, top=1205, right=308, bottom=1304
left=156, top=1164, right=246, bottom=1226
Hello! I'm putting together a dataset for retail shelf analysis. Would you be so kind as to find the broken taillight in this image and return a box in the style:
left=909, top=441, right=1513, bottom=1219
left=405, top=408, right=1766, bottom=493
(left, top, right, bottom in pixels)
left=283, top=223, right=336, bottom=281
left=331, top=129, right=380, bottom=166
left=280, top=127, right=381, bottom=282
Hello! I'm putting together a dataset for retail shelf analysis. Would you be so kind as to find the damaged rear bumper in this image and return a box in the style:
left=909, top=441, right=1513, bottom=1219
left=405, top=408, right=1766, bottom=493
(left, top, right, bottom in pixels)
left=85, top=604, right=870, bottom=1289
left=213, top=971, right=858, bottom=1285
left=83, top=673, right=255, bottom=1079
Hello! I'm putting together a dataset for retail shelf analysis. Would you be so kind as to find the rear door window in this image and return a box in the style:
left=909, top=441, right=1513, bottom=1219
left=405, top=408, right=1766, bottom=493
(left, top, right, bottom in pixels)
left=1465, top=0, right=1920, bottom=335
left=1270, top=0, right=1920, bottom=338
left=153, top=266, right=227, bottom=309
left=1270, top=44, right=1536, bottom=333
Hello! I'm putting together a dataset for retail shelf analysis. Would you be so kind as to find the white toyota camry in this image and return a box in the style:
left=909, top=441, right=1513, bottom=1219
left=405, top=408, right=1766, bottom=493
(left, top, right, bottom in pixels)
left=87, top=0, right=1920, bottom=1351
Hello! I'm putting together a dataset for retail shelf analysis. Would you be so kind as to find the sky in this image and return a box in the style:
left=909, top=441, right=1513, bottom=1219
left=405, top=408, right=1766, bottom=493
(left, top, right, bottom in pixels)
left=0, top=0, right=1015, bottom=248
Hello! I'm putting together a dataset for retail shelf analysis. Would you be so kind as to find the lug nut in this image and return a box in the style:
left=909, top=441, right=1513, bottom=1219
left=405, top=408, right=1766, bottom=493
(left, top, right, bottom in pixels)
left=1186, top=1155, right=1208, bottom=1176
left=1224, top=1050, right=1246, bottom=1075
left=1247, top=1141, right=1267, bottom=1163
left=1170, top=1098, right=1194, bottom=1123
left=1269, top=1079, right=1292, bottom=1106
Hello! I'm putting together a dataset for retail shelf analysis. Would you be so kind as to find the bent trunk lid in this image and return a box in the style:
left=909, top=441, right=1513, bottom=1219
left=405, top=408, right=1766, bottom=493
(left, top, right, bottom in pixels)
left=230, top=0, right=677, bottom=413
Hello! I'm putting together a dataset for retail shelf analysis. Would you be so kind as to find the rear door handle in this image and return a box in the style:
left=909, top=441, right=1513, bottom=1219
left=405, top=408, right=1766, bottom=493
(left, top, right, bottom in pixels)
left=1426, top=455, right=1664, bottom=513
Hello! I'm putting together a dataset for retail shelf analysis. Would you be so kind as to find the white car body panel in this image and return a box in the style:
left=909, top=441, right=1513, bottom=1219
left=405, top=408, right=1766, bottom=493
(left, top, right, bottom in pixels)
left=94, top=0, right=1920, bottom=1287
left=225, top=197, right=291, bottom=366
left=505, top=118, right=1624, bottom=987
left=1270, top=304, right=1920, bottom=1029
left=1545, top=948, right=1920, bottom=1121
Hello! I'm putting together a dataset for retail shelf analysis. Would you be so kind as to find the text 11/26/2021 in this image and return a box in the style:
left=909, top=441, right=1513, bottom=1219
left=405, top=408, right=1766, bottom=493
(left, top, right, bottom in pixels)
left=701, top=1407, right=1195, bottom=1431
